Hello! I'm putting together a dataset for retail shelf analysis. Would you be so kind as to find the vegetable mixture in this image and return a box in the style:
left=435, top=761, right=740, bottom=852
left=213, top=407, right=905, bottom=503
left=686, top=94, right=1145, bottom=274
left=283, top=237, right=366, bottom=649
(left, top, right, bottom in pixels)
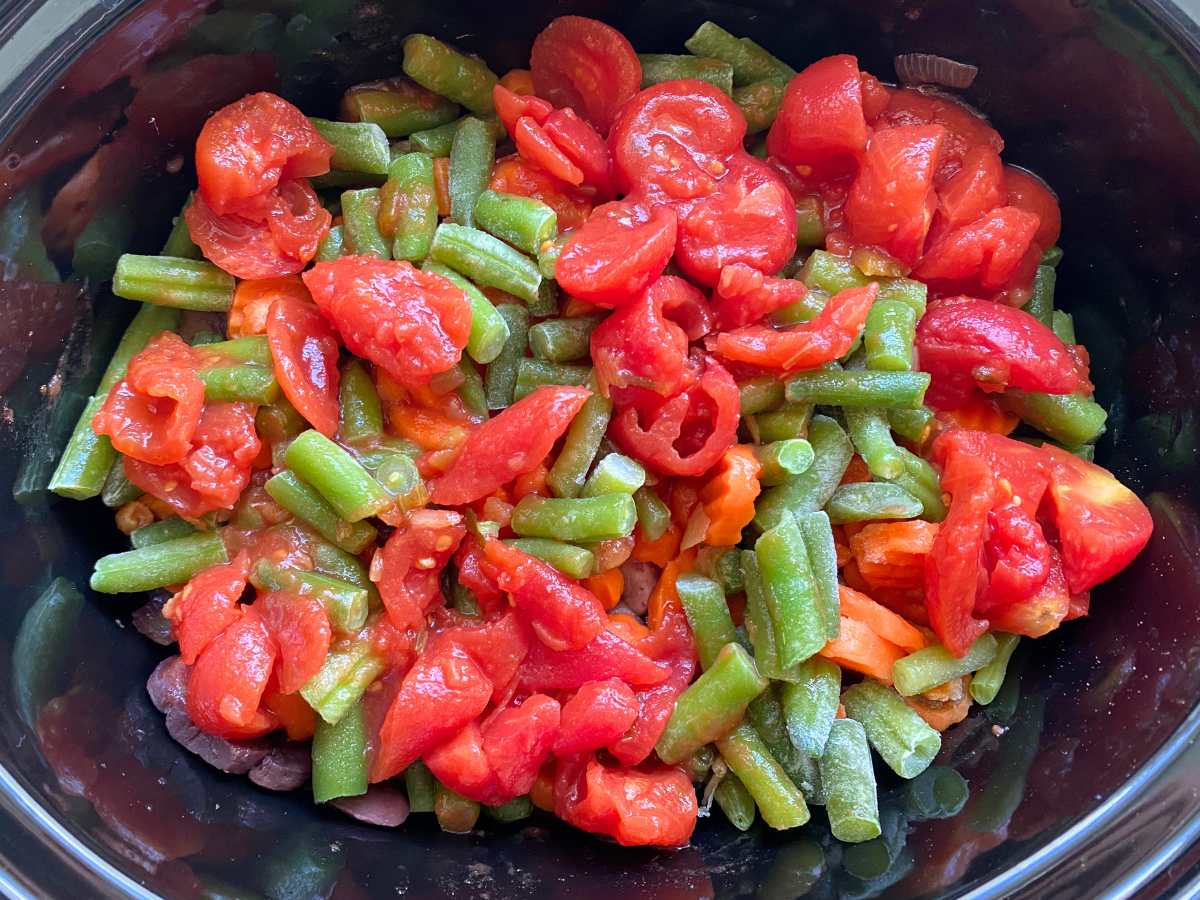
left=52, top=16, right=1154, bottom=848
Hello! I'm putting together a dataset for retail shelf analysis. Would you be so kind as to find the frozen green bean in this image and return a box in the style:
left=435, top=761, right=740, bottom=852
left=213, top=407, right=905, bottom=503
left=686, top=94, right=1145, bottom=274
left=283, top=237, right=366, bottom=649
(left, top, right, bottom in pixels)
left=795, top=510, right=840, bottom=641
left=580, top=453, right=645, bottom=498
left=846, top=407, right=905, bottom=479
left=253, top=561, right=369, bottom=633
left=827, top=482, right=923, bottom=524
left=633, top=486, right=671, bottom=541
left=785, top=368, right=930, bottom=409
left=756, top=439, right=814, bottom=485
left=113, top=255, right=234, bottom=310
left=510, top=493, right=636, bottom=543
left=676, top=574, right=736, bottom=671
left=384, top=152, right=438, bottom=262
left=1023, top=264, right=1056, bottom=327
left=198, top=363, right=279, bottom=404
left=892, top=633, right=999, bottom=697
left=547, top=391, right=611, bottom=498
left=716, top=723, right=810, bottom=829
left=283, top=430, right=393, bottom=522
left=714, top=773, right=756, bottom=831
left=639, top=53, right=734, bottom=94
left=504, top=538, right=595, bottom=579
left=755, top=415, right=853, bottom=530
left=748, top=687, right=824, bottom=802
left=819, top=718, right=881, bottom=843
left=340, top=188, right=389, bottom=258
left=473, top=189, right=557, bottom=255
left=888, top=406, right=935, bottom=445
left=843, top=680, right=941, bottom=778
left=755, top=403, right=813, bottom=443
left=449, top=117, right=494, bottom=228
left=341, top=78, right=460, bottom=137
left=970, top=633, right=1021, bottom=705
left=684, top=21, right=794, bottom=85
left=484, top=304, right=529, bottom=409
left=888, top=447, right=948, bottom=522
left=403, top=34, right=498, bottom=116
left=999, top=389, right=1107, bottom=447
left=781, top=658, right=842, bottom=758
left=864, top=299, right=918, bottom=372
left=130, top=517, right=197, bottom=549
left=311, top=699, right=368, bottom=803
left=430, top=222, right=542, bottom=303
left=734, top=80, right=786, bottom=134
left=529, top=315, right=602, bottom=363
left=755, top=515, right=826, bottom=668
left=90, top=531, right=229, bottom=594
left=513, top=359, right=592, bottom=401
left=739, top=376, right=786, bottom=415
left=265, top=471, right=378, bottom=554
left=338, top=360, right=383, bottom=443
left=310, top=118, right=391, bottom=175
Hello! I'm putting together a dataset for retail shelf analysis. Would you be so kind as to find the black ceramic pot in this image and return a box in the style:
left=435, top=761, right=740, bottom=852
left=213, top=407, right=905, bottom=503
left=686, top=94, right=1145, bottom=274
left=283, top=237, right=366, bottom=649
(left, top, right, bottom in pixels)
left=1, top=1, right=1199, bottom=897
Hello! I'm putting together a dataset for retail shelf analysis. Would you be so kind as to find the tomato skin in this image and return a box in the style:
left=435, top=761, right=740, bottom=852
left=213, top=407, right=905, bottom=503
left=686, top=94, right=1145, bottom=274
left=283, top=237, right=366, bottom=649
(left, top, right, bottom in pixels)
left=429, top=385, right=591, bottom=505
left=490, top=155, right=593, bottom=230
left=590, top=276, right=691, bottom=396
left=936, top=145, right=1004, bottom=234
left=555, top=201, right=677, bottom=307
left=877, top=87, right=1003, bottom=183
left=916, top=297, right=1091, bottom=401
left=554, top=678, right=640, bottom=755
left=1040, top=445, right=1153, bottom=594
left=302, top=256, right=472, bottom=386
left=609, top=354, right=740, bottom=477
left=258, top=591, right=331, bottom=695
left=186, top=606, right=278, bottom=739
left=766, top=54, right=868, bottom=177
left=514, top=115, right=584, bottom=186
left=493, top=84, right=553, bottom=137
left=266, top=295, right=340, bottom=437
left=92, top=332, right=204, bottom=466
left=168, top=553, right=250, bottom=665
left=931, top=428, right=1050, bottom=520
left=531, top=16, right=642, bottom=135
left=484, top=539, right=607, bottom=652
left=373, top=509, right=466, bottom=631
left=194, top=92, right=333, bottom=216
left=453, top=539, right=505, bottom=614
left=483, top=694, right=561, bottom=798
left=714, top=282, right=877, bottom=371
left=542, top=108, right=614, bottom=198
left=978, top=504, right=1052, bottom=609
left=433, top=611, right=529, bottom=703
left=844, top=124, right=945, bottom=267
left=1003, top=165, right=1061, bottom=250
left=712, top=263, right=807, bottom=331
left=517, top=629, right=670, bottom=692
left=913, top=206, right=1041, bottom=291
left=985, top=546, right=1071, bottom=638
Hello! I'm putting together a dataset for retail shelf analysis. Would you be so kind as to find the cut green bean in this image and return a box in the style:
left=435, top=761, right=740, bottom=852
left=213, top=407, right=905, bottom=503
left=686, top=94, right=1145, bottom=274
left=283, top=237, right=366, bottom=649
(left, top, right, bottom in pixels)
left=633, top=486, right=671, bottom=541
left=684, top=21, right=795, bottom=85
left=714, top=773, right=756, bottom=831
left=101, top=459, right=141, bottom=508
left=716, top=723, right=809, bottom=829
left=734, top=79, right=787, bottom=134
left=312, top=700, right=368, bottom=803
left=529, top=280, right=559, bottom=318
left=341, top=188, right=389, bottom=258
left=696, top=547, right=745, bottom=596
left=434, top=783, right=481, bottom=833
left=827, top=482, right=923, bottom=524
left=484, top=304, right=529, bottom=409
left=545, top=390, right=611, bottom=498
left=404, top=761, right=437, bottom=812
left=408, top=117, right=496, bottom=158
left=888, top=447, right=948, bottom=522
left=473, top=189, right=557, bottom=255
left=253, top=561, right=369, bottom=633
left=888, top=406, right=935, bottom=445
left=1052, top=309, right=1076, bottom=344
left=892, top=633, right=999, bottom=697
left=315, top=224, right=345, bottom=261
left=755, top=403, right=814, bottom=443
left=457, top=357, right=488, bottom=418
left=130, top=517, right=198, bottom=549
left=341, top=78, right=460, bottom=137
left=198, top=363, right=279, bottom=404
left=741, top=550, right=803, bottom=683
left=113, top=255, right=234, bottom=310
left=755, top=415, right=853, bottom=531
left=1000, top=389, right=1108, bottom=447
left=537, top=231, right=570, bottom=280
left=161, top=194, right=200, bottom=258
left=510, top=493, right=636, bottom=543
left=372, top=453, right=423, bottom=509
left=639, top=53, right=734, bottom=94
left=402, top=34, right=497, bottom=116
left=1023, top=264, right=1056, bottom=327
left=301, top=634, right=387, bottom=725
left=529, top=315, right=602, bottom=363
left=756, top=515, right=826, bottom=668
left=903, top=765, right=969, bottom=820
left=448, top=117, right=495, bottom=228
left=800, top=250, right=928, bottom=316
left=504, top=538, right=595, bottom=579
left=486, top=796, right=533, bottom=823
left=430, top=222, right=543, bottom=303
left=785, top=368, right=929, bottom=409
left=756, top=439, right=814, bottom=486
left=265, top=471, right=378, bottom=554
left=845, top=407, right=904, bottom=479
left=843, top=681, right=941, bottom=779
left=969, top=633, right=1021, bottom=705
left=677, top=574, right=736, bottom=671
left=794, top=510, right=840, bottom=641
left=90, top=531, right=229, bottom=594
left=770, top=287, right=827, bottom=326
left=819, top=718, right=881, bottom=843
left=864, top=299, right=917, bottom=372
left=310, top=118, right=391, bottom=175
left=195, top=335, right=271, bottom=366
left=421, top=260, right=510, bottom=364
left=513, top=359, right=592, bottom=401
left=338, top=360, right=383, bottom=443
left=739, top=376, right=786, bottom=415
left=781, top=658, right=842, bottom=758
left=748, top=687, right=824, bottom=802
left=284, top=430, right=393, bottom=522
left=580, top=452, right=645, bottom=498
left=794, top=196, right=825, bottom=249
left=384, top=152, right=438, bottom=262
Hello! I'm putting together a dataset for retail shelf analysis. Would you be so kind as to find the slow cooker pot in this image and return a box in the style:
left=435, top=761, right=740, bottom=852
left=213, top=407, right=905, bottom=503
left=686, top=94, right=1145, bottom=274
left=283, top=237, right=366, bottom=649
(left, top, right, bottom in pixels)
left=1, top=0, right=1199, bottom=896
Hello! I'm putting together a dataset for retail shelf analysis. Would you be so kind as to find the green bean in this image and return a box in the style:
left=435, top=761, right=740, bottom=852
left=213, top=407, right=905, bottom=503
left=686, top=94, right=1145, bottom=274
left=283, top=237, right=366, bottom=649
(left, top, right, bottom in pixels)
left=528, top=280, right=559, bottom=318
left=686, top=745, right=716, bottom=782
left=734, top=79, right=787, bottom=134
left=716, top=723, right=810, bottom=829
left=473, top=189, right=557, bottom=255
left=819, top=718, right=881, bottom=843
left=100, top=460, right=141, bottom=508
left=844, top=408, right=903, bottom=479
left=755, top=515, right=826, bottom=668
left=420, top=260, right=510, bottom=365
left=265, top=471, right=378, bottom=554
left=409, top=117, right=500, bottom=157
left=434, top=782, right=481, bottom=833
left=284, top=430, right=393, bottom=522
left=748, top=687, right=824, bottom=802
left=969, top=633, right=1021, bottom=705
left=756, top=439, right=814, bottom=486
left=402, top=34, right=497, bottom=116
left=999, top=389, right=1108, bottom=446
left=404, top=761, right=437, bottom=812
left=684, top=21, right=794, bottom=85
left=741, top=550, right=803, bottom=683
left=1023, top=264, right=1056, bottom=327
left=504, top=538, right=594, bottom=579
left=253, top=561, right=369, bottom=633
left=843, top=681, right=940, bottom=779
left=484, top=304, right=529, bottom=409
left=430, top=222, right=542, bottom=304
left=341, top=78, right=460, bottom=137
left=198, top=363, right=279, bottom=404
left=301, top=633, right=387, bottom=725
left=372, top=454, right=424, bottom=510
left=800, top=250, right=928, bottom=315
left=1041, top=245, right=1064, bottom=266
left=780, top=658, right=841, bottom=758
left=580, top=453, right=644, bottom=498
left=90, top=531, right=229, bottom=594
left=677, top=574, right=736, bottom=671
left=755, top=414, right=853, bottom=531
left=310, top=539, right=375, bottom=595
left=130, top=517, right=197, bottom=549
left=310, top=118, right=391, bottom=175
left=542, top=389, right=610, bottom=498
left=113, top=255, right=234, bottom=310
left=639, top=53, right=734, bottom=94
left=529, top=315, right=602, bottom=363
left=696, top=547, right=745, bottom=596
left=311, top=700, right=368, bottom=803
left=892, top=633, right=999, bottom=697
left=456, top=357, right=489, bottom=418
left=510, top=493, right=636, bottom=543
left=633, top=486, right=671, bottom=541
left=888, top=447, right=948, bottom=522
left=513, top=359, right=592, bottom=401
left=864, top=299, right=917, bottom=372
left=794, top=510, right=840, bottom=641
left=887, top=406, right=935, bottom=445
left=315, top=224, right=345, bottom=261
left=770, top=287, right=827, bottom=326
left=486, top=796, right=533, bottom=823
left=194, top=336, right=269, bottom=366
left=340, top=188, right=389, bottom=258
left=903, top=765, right=969, bottom=820
left=785, top=368, right=930, bottom=409
left=754, top=403, right=814, bottom=443
left=739, top=376, right=786, bottom=415
left=337, top=360, right=383, bottom=443
left=714, top=773, right=756, bottom=830
left=448, top=117, right=494, bottom=228
left=794, top=196, right=825, bottom=249
left=537, top=231, right=570, bottom=280
left=827, top=482, right=923, bottom=525
left=1052, top=309, right=1076, bottom=344
left=383, top=152, right=438, bottom=262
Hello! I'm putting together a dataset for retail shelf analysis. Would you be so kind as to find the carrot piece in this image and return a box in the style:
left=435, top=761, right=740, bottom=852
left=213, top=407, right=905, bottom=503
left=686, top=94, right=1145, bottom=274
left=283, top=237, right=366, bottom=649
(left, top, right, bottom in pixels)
left=608, top=612, right=651, bottom=643
left=840, top=454, right=872, bottom=485
left=512, top=462, right=550, bottom=501
left=835, top=703, right=846, bottom=719
left=819, top=615, right=906, bottom=683
left=841, top=559, right=871, bottom=595
left=262, top=689, right=316, bottom=741
left=850, top=520, right=940, bottom=591
left=936, top=390, right=1019, bottom=436
left=646, top=549, right=697, bottom=631
left=433, top=156, right=452, bottom=217
left=499, top=68, right=535, bottom=95
left=903, top=676, right=973, bottom=731
left=838, top=585, right=926, bottom=653
left=701, top=445, right=762, bottom=546
left=562, top=297, right=600, bottom=317
left=631, top=524, right=682, bottom=567
left=530, top=764, right=556, bottom=811
left=389, top=406, right=473, bottom=451
left=228, top=276, right=309, bottom=338
left=584, top=568, right=624, bottom=611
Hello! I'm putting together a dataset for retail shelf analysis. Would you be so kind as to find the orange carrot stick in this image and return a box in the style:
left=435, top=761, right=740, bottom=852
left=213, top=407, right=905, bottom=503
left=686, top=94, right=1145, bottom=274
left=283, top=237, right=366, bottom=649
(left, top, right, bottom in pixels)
left=701, top=445, right=762, bottom=546
left=838, top=585, right=926, bottom=653
left=584, top=568, right=624, bottom=611
left=646, top=549, right=697, bottom=631
left=631, top=524, right=682, bottom=567
left=819, top=615, right=906, bottom=683
left=849, top=520, right=940, bottom=591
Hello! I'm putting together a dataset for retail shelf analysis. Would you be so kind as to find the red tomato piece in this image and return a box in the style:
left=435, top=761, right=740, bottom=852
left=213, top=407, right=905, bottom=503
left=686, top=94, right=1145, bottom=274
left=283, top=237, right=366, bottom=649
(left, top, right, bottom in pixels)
left=609, top=355, right=740, bottom=477
left=1004, top=165, right=1061, bottom=250
left=433, top=611, right=529, bottom=703
left=913, top=206, right=1041, bottom=291
left=194, top=92, right=333, bottom=215
left=1040, top=444, right=1153, bottom=594
left=610, top=79, right=745, bottom=202
left=556, top=201, right=677, bottom=307
left=660, top=276, right=715, bottom=340
left=266, top=294, right=340, bottom=437
left=766, top=54, right=868, bottom=177
left=555, top=754, right=698, bottom=847
left=429, top=385, right=591, bottom=505
left=302, top=256, right=472, bottom=386
left=423, top=720, right=502, bottom=805
left=985, top=545, right=1071, bottom=638
left=258, top=591, right=331, bottom=695
left=490, top=155, right=593, bottom=230
left=373, top=509, right=466, bottom=631
left=542, top=107, right=614, bottom=198
left=931, top=428, right=1050, bottom=520
left=844, top=124, right=945, bottom=267
left=712, top=262, right=808, bottom=330
left=517, top=628, right=670, bottom=692
left=607, top=664, right=694, bottom=766
left=167, top=553, right=250, bottom=665
left=977, top=503, right=1053, bottom=609
left=492, top=84, right=553, bottom=137
left=876, top=87, right=1003, bottom=184
left=186, top=606, right=278, bottom=739
left=370, top=640, right=493, bottom=782
left=530, top=16, right=641, bottom=135
left=936, top=145, right=1004, bottom=234
left=484, top=539, right=607, bottom=651
left=554, top=678, right=640, bottom=755
left=714, top=283, right=877, bottom=371
left=675, top=153, right=797, bottom=286
left=92, top=332, right=203, bottom=466
left=482, top=694, right=561, bottom=798
left=453, top=539, right=505, bottom=614
left=590, top=276, right=692, bottom=396
left=514, top=115, right=584, bottom=186
left=859, top=72, right=891, bottom=123
left=916, top=297, right=1091, bottom=400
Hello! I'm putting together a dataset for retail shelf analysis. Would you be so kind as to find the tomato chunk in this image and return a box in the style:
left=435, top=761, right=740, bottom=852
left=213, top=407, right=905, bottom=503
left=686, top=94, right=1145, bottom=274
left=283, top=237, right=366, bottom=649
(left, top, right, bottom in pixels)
left=876, top=87, right=1003, bottom=184
left=712, top=262, right=808, bottom=331
left=373, top=509, right=466, bottom=631
left=266, top=294, right=341, bottom=437
left=490, top=155, right=593, bottom=230
left=766, top=54, right=867, bottom=177
left=936, top=145, right=1004, bottom=233
left=985, top=546, right=1071, bottom=638
left=531, top=16, right=641, bottom=135
left=590, top=276, right=692, bottom=396
left=492, top=84, right=553, bottom=137
left=433, top=610, right=528, bottom=702
left=555, top=754, right=697, bottom=847
left=554, top=678, right=640, bottom=755
left=258, top=591, right=331, bottom=695
left=514, top=115, right=584, bottom=186
left=167, top=553, right=250, bottom=665
left=542, top=107, right=613, bottom=197
left=482, top=694, right=561, bottom=798
left=555, top=201, right=677, bottom=307
left=423, top=721, right=502, bottom=804
left=1004, top=165, right=1061, bottom=250
left=187, top=605, right=277, bottom=739
left=517, top=629, right=669, bottom=692
left=913, top=206, right=1041, bottom=291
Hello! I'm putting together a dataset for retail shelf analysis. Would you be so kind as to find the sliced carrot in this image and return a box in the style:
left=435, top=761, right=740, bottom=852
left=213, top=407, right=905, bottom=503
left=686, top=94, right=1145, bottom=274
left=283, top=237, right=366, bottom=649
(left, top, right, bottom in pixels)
left=850, top=520, right=940, bottom=591
left=701, top=444, right=762, bottom=546
left=819, top=615, right=906, bottom=683
left=647, top=549, right=697, bottom=631
left=512, top=462, right=550, bottom=501
left=262, top=689, right=316, bottom=741
left=499, top=68, right=535, bottom=95
left=833, top=528, right=852, bottom=568
left=228, top=276, right=309, bottom=338
left=389, top=406, right=473, bottom=451
left=840, top=454, right=872, bottom=485
left=838, top=584, right=926, bottom=653
left=841, top=559, right=871, bottom=594
left=433, top=156, right=451, bottom=217
left=904, top=676, right=973, bottom=731
left=631, top=524, right=682, bottom=567
left=936, top=389, right=1019, bottom=436
left=584, top=568, right=624, bottom=611
left=608, top=612, right=651, bottom=644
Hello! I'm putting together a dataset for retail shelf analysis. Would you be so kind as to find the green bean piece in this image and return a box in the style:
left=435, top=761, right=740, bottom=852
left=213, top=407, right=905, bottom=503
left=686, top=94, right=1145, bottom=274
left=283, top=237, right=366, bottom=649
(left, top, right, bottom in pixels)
left=312, top=700, right=368, bottom=803
left=253, top=562, right=369, bottom=633
left=741, top=551, right=802, bottom=683
left=529, top=315, right=602, bottom=363
left=421, top=261, right=510, bottom=365
left=340, top=188, right=389, bottom=258
left=794, top=196, right=825, bottom=249
left=541, top=389, right=610, bottom=498
left=755, top=515, right=826, bottom=668
left=486, top=796, right=533, bottom=823
left=677, top=574, right=737, bottom=671
left=409, top=118, right=490, bottom=158
left=800, top=250, right=928, bottom=315
left=792, top=512, right=838, bottom=642
left=739, top=376, right=786, bottom=415
left=310, top=170, right=387, bottom=190
left=90, top=532, right=229, bottom=594
left=528, top=280, right=559, bottom=318
left=198, top=364, right=279, bottom=404
left=827, top=482, right=923, bottom=525
left=309, top=118, right=391, bottom=175
left=456, top=357, right=489, bottom=418
left=101, top=461, right=141, bottom=508
left=513, top=359, right=592, bottom=401
left=504, top=538, right=595, bottom=579
left=785, top=368, right=930, bottom=409
left=341, top=78, right=460, bottom=137
left=434, top=782, right=481, bottom=833
left=1041, top=245, right=1064, bottom=266
left=315, top=224, right=345, bottom=261
left=483, top=304, right=530, bottom=409
left=819, top=718, right=881, bottom=842
left=448, top=117, right=494, bottom=228
left=888, top=406, right=935, bottom=445
left=265, top=471, right=378, bottom=554
left=404, top=761, right=437, bottom=812
left=633, top=486, right=671, bottom=541
left=402, top=34, right=497, bottom=116
left=696, top=547, right=745, bottom=596
left=747, top=687, right=823, bottom=802
left=284, top=430, right=393, bottom=522
left=338, top=360, right=383, bottom=443
left=770, top=287, right=827, bottom=326
left=1052, top=309, right=1076, bottom=344
left=892, top=633, right=999, bottom=697
left=864, top=299, right=918, bottom=372
left=430, top=222, right=543, bottom=304
left=161, top=194, right=200, bottom=258
left=715, top=773, right=757, bottom=832
left=755, top=403, right=814, bottom=443
left=195, top=336, right=270, bottom=366
left=686, top=745, right=716, bottom=783
left=999, top=389, right=1108, bottom=447
left=844, top=408, right=903, bottom=479
left=537, top=231, right=570, bottom=280
left=383, top=152, right=438, bottom=262
left=755, top=415, right=853, bottom=531
left=473, top=189, right=557, bottom=255
left=716, top=723, right=810, bottom=829
left=130, top=517, right=197, bottom=549
left=301, top=635, right=387, bottom=725
left=580, top=453, right=644, bottom=499
left=510, top=493, right=636, bottom=543
left=781, top=658, right=842, bottom=758
left=372, top=454, right=423, bottom=511
left=756, top=439, right=814, bottom=486
left=309, top=538, right=375, bottom=594
left=903, top=765, right=969, bottom=820
left=842, top=681, right=941, bottom=779
left=1023, top=265, right=1056, bottom=327
left=638, top=53, right=734, bottom=94
left=966, top=696, right=1044, bottom=832
left=969, top=633, right=1021, bottom=705
left=113, top=255, right=234, bottom=310
left=684, top=21, right=794, bottom=85
left=734, top=79, right=787, bottom=134
left=888, top=447, right=948, bottom=522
